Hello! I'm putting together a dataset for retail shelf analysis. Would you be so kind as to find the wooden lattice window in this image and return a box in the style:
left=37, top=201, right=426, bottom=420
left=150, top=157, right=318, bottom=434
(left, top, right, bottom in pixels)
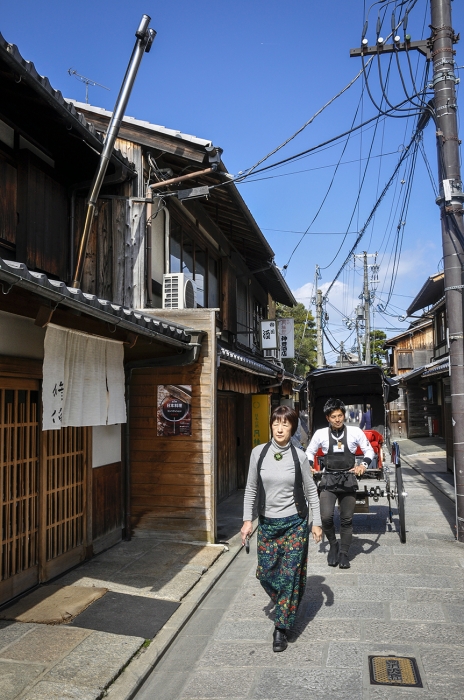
left=42, top=427, right=87, bottom=561
left=1, top=383, right=39, bottom=581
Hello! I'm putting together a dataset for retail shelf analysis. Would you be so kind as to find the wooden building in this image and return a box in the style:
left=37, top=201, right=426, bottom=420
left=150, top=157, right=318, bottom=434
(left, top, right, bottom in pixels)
left=0, top=34, right=296, bottom=603
left=70, top=102, right=298, bottom=542
left=384, top=273, right=450, bottom=452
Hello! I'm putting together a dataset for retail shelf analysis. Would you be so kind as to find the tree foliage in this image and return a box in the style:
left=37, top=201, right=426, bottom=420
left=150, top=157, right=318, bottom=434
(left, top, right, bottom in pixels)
left=369, top=329, right=388, bottom=367
left=276, top=303, right=317, bottom=377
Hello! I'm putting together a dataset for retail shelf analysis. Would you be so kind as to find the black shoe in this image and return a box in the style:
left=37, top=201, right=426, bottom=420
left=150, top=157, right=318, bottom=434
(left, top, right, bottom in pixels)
left=339, top=552, right=350, bottom=569
left=327, top=541, right=339, bottom=567
left=273, top=627, right=288, bottom=652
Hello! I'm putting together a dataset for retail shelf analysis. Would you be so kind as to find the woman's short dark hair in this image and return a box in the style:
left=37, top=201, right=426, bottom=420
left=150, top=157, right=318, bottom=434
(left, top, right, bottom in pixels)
left=270, top=405, right=298, bottom=436
left=323, top=398, right=346, bottom=416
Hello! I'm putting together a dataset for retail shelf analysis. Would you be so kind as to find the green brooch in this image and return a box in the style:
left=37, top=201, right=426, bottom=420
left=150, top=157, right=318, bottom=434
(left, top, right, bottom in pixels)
left=274, top=453, right=283, bottom=461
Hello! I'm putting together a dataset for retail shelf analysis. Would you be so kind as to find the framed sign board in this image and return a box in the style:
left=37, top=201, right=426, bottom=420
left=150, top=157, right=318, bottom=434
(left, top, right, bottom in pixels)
left=157, top=384, right=192, bottom=436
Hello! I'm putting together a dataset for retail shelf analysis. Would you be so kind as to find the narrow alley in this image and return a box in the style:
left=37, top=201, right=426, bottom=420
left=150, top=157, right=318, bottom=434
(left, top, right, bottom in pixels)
left=128, top=446, right=464, bottom=700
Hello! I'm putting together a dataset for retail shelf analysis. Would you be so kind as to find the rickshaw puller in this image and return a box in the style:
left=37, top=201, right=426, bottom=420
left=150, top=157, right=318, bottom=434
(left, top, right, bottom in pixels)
left=306, top=398, right=375, bottom=569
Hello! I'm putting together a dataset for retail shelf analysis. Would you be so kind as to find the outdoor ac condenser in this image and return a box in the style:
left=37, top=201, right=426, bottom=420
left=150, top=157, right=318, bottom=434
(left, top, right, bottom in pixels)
left=263, top=348, right=279, bottom=360
left=162, top=273, right=196, bottom=309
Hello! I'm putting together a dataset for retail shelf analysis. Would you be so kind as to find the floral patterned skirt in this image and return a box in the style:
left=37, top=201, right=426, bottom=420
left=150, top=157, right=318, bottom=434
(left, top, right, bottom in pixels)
left=256, top=512, right=309, bottom=630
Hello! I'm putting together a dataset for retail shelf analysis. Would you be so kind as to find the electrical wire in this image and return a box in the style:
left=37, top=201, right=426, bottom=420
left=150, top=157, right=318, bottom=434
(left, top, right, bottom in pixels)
left=282, top=81, right=369, bottom=272
left=324, top=124, right=422, bottom=298
left=242, top=58, right=374, bottom=178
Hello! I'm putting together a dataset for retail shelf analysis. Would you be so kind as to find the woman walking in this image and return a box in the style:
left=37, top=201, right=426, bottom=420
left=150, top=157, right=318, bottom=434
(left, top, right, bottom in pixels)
left=241, top=406, right=322, bottom=653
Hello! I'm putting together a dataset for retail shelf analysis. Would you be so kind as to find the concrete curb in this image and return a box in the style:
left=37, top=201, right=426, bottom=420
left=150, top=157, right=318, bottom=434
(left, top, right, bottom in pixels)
left=105, top=530, right=254, bottom=700
left=401, top=454, right=456, bottom=503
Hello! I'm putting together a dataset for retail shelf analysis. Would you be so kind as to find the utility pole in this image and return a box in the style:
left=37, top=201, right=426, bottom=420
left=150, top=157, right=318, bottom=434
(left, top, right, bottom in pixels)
left=431, top=0, right=464, bottom=542
left=363, top=252, right=371, bottom=365
left=316, top=289, right=324, bottom=368
left=350, top=1, right=464, bottom=540
left=339, top=340, right=345, bottom=367
left=313, top=264, right=324, bottom=368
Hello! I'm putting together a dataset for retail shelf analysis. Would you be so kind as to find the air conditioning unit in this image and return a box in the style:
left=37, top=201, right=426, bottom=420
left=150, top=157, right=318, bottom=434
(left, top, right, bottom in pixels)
left=162, top=273, right=196, bottom=309
left=263, top=348, right=279, bottom=360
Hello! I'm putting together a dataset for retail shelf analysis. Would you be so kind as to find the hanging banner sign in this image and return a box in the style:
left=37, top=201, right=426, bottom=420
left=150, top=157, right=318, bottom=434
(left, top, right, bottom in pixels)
left=278, top=318, right=295, bottom=359
left=157, top=384, right=192, bottom=436
left=260, top=320, right=278, bottom=350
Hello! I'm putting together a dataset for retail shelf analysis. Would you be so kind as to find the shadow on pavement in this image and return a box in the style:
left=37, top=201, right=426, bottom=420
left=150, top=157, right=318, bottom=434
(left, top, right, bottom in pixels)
left=288, top=575, right=334, bottom=642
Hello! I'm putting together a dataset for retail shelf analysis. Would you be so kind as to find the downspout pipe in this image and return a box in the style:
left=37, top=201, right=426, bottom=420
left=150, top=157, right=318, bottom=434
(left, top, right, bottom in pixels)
left=163, top=206, right=170, bottom=275
left=72, top=15, right=156, bottom=288
left=123, top=330, right=205, bottom=540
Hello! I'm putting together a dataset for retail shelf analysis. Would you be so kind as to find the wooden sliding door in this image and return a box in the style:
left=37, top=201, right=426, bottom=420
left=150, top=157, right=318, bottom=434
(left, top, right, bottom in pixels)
left=0, top=377, right=90, bottom=604
left=0, top=380, right=40, bottom=604
left=40, top=426, right=89, bottom=581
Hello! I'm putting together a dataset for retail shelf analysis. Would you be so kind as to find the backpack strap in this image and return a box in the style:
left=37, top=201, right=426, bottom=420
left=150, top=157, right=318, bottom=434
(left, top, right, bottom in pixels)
left=290, top=444, right=308, bottom=518
left=256, top=442, right=272, bottom=514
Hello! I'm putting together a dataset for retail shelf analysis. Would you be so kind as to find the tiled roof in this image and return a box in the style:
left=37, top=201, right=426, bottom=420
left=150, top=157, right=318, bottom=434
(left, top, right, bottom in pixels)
left=400, top=356, right=449, bottom=382
left=0, top=33, right=134, bottom=174
left=421, top=358, right=449, bottom=378
left=218, top=344, right=279, bottom=377
left=0, top=258, right=192, bottom=348
left=67, top=100, right=213, bottom=148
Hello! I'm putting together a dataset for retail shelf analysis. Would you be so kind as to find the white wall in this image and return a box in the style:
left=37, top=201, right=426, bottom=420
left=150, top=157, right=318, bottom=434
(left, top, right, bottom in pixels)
left=0, top=310, right=45, bottom=359
left=92, top=424, right=122, bottom=468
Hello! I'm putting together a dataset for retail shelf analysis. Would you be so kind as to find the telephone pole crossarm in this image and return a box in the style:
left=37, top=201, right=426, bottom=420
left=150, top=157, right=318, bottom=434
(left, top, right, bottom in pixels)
left=350, top=39, right=432, bottom=60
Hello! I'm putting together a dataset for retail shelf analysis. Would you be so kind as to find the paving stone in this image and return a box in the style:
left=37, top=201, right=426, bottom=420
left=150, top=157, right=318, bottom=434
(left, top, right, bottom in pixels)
left=368, top=687, right=449, bottom=700
left=114, top=569, right=202, bottom=601
left=180, top=667, right=256, bottom=698
left=288, top=618, right=362, bottom=642
left=364, top=622, right=464, bottom=646
left=253, top=668, right=363, bottom=699
left=406, top=587, right=462, bottom=603
left=214, top=620, right=271, bottom=642
left=443, top=604, right=464, bottom=623
left=361, top=574, right=452, bottom=588
left=389, top=602, right=446, bottom=622
left=420, top=645, right=464, bottom=678
left=0, top=625, right=90, bottom=663
left=326, top=642, right=365, bottom=668
left=0, top=621, right=37, bottom=653
left=372, top=555, right=460, bottom=570
left=21, top=680, right=101, bottom=700
left=316, top=586, right=406, bottom=602
left=0, top=659, right=45, bottom=700
left=46, top=630, right=143, bottom=689
left=303, top=601, right=385, bottom=620
left=197, top=639, right=323, bottom=667
left=416, top=676, right=464, bottom=697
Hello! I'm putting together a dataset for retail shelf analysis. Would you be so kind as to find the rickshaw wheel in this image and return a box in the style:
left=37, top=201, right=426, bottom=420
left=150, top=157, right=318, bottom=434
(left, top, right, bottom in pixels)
left=396, top=465, right=406, bottom=543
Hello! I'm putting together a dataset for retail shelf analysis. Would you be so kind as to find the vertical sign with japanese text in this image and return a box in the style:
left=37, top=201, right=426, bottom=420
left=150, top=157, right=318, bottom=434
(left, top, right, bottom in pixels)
left=251, top=394, right=270, bottom=448
left=278, top=318, right=295, bottom=359
left=260, top=320, right=278, bottom=350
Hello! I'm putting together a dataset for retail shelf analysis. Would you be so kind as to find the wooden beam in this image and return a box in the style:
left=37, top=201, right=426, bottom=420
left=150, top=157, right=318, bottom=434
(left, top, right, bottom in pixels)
left=34, top=304, right=55, bottom=328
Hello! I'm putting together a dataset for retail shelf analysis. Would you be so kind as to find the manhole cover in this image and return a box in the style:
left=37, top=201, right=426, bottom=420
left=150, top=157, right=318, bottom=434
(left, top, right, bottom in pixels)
left=368, top=656, right=423, bottom=687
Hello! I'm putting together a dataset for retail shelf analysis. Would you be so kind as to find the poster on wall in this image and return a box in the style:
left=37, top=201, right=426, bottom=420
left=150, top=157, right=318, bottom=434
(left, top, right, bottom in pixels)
left=157, top=385, right=192, bottom=436
left=252, top=394, right=270, bottom=448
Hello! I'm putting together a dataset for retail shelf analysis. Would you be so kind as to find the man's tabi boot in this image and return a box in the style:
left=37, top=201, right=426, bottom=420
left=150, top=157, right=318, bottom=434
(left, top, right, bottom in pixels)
left=327, top=541, right=339, bottom=567
left=339, top=552, right=351, bottom=569
left=273, top=627, right=288, bottom=652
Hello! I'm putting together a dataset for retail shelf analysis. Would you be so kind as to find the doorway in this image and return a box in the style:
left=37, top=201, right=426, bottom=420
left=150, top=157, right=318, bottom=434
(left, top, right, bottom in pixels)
left=0, top=380, right=90, bottom=605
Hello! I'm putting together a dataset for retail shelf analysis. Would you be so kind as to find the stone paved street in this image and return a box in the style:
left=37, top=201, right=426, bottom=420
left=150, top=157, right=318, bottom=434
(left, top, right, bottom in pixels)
left=134, top=457, right=464, bottom=700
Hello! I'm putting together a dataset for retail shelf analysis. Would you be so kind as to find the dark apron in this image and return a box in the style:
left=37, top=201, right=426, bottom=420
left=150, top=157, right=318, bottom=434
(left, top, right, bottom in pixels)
left=319, top=427, right=358, bottom=494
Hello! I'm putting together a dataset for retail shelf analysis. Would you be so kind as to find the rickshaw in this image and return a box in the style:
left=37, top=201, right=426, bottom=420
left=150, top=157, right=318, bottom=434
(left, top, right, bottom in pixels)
left=306, top=364, right=407, bottom=543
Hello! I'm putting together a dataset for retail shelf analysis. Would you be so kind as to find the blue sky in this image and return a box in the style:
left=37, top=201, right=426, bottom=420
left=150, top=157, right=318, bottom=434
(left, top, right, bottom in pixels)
left=2, top=1, right=463, bottom=361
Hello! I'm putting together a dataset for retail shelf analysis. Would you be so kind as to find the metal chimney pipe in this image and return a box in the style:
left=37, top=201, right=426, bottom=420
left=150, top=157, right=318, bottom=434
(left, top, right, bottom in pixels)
left=72, top=15, right=156, bottom=288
